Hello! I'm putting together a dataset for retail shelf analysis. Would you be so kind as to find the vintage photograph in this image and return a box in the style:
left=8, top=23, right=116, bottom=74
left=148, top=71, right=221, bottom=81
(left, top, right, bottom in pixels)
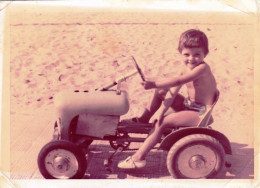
left=1, top=0, right=259, bottom=187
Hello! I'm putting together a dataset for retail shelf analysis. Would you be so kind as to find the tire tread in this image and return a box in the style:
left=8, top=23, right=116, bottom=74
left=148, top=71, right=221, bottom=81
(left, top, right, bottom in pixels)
left=166, top=134, right=225, bottom=179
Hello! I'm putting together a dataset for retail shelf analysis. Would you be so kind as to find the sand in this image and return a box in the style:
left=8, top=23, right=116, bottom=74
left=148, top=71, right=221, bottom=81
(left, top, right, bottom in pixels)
left=2, top=1, right=258, bottom=182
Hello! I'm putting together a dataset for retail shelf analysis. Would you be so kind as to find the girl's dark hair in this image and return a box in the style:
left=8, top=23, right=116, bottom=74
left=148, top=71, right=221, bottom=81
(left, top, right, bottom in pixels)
left=178, top=29, right=209, bottom=56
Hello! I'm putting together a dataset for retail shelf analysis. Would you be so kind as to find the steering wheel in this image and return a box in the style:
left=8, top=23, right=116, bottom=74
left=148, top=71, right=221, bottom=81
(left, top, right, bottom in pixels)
left=132, top=56, right=145, bottom=81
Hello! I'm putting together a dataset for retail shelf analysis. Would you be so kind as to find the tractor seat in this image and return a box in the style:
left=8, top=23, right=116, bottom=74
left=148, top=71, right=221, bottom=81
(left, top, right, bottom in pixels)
left=197, top=90, right=220, bottom=128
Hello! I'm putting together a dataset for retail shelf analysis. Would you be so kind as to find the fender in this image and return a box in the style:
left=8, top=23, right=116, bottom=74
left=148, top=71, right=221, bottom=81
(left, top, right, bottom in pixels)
left=159, top=127, right=232, bottom=155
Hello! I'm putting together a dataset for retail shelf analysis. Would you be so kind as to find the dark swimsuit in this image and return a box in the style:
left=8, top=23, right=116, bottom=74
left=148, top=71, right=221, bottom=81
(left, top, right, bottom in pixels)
left=171, top=94, right=207, bottom=116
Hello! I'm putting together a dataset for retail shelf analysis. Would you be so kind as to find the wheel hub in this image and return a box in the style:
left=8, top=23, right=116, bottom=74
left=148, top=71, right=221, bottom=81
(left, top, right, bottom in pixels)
left=174, top=144, right=218, bottom=178
left=189, top=155, right=206, bottom=170
left=53, top=156, right=70, bottom=173
left=45, top=149, right=79, bottom=178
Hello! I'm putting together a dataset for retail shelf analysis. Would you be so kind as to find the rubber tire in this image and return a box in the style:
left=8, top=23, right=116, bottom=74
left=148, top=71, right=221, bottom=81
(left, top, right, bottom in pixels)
left=167, top=134, right=225, bottom=179
left=80, top=139, right=93, bottom=148
left=38, top=140, right=87, bottom=179
left=79, top=139, right=93, bottom=154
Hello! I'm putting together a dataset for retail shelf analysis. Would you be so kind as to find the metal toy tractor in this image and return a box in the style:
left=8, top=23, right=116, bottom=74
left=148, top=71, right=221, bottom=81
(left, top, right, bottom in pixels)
left=37, top=56, right=232, bottom=179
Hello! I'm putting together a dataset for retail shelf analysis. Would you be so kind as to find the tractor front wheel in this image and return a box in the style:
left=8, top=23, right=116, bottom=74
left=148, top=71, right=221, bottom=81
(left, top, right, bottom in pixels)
left=38, top=140, right=87, bottom=179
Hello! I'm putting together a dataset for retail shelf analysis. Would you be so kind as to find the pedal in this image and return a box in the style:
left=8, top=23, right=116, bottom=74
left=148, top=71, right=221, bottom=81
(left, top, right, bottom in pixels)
left=104, top=159, right=113, bottom=173
left=104, top=146, right=124, bottom=172
left=225, top=161, right=232, bottom=168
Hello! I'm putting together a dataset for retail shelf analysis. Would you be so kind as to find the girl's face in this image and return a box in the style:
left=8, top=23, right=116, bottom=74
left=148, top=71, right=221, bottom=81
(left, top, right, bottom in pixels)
left=181, top=47, right=206, bottom=69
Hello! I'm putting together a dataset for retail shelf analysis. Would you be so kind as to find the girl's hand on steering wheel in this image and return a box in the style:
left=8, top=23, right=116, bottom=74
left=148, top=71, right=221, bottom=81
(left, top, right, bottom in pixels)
left=141, top=81, right=156, bottom=90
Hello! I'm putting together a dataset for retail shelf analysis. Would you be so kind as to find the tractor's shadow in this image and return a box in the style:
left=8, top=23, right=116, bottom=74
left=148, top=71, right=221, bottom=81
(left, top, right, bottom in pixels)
left=83, top=143, right=170, bottom=179
left=83, top=142, right=254, bottom=179
left=220, top=142, right=254, bottom=179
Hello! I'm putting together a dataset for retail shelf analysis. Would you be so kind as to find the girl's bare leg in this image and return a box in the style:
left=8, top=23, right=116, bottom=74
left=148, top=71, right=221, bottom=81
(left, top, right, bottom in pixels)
left=131, top=110, right=201, bottom=161
left=138, top=89, right=168, bottom=123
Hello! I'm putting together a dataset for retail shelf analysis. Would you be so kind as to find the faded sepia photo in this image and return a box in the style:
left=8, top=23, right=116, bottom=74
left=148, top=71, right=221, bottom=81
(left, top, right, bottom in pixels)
left=1, top=0, right=259, bottom=187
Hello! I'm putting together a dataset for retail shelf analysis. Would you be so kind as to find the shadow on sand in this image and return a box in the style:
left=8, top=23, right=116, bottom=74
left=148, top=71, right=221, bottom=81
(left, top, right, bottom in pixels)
left=220, top=142, right=254, bottom=179
left=83, top=142, right=254, bottom=179
left=83, top=144, right=170, bottom=179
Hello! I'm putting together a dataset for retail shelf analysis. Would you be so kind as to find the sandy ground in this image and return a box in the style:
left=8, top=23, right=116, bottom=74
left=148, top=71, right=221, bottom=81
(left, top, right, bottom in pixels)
left=2, top=1, right=258, bottom=186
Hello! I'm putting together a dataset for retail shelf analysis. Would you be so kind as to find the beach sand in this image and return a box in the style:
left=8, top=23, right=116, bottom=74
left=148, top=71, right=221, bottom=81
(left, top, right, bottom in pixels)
left=5, top=2, right=256, bottom=181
